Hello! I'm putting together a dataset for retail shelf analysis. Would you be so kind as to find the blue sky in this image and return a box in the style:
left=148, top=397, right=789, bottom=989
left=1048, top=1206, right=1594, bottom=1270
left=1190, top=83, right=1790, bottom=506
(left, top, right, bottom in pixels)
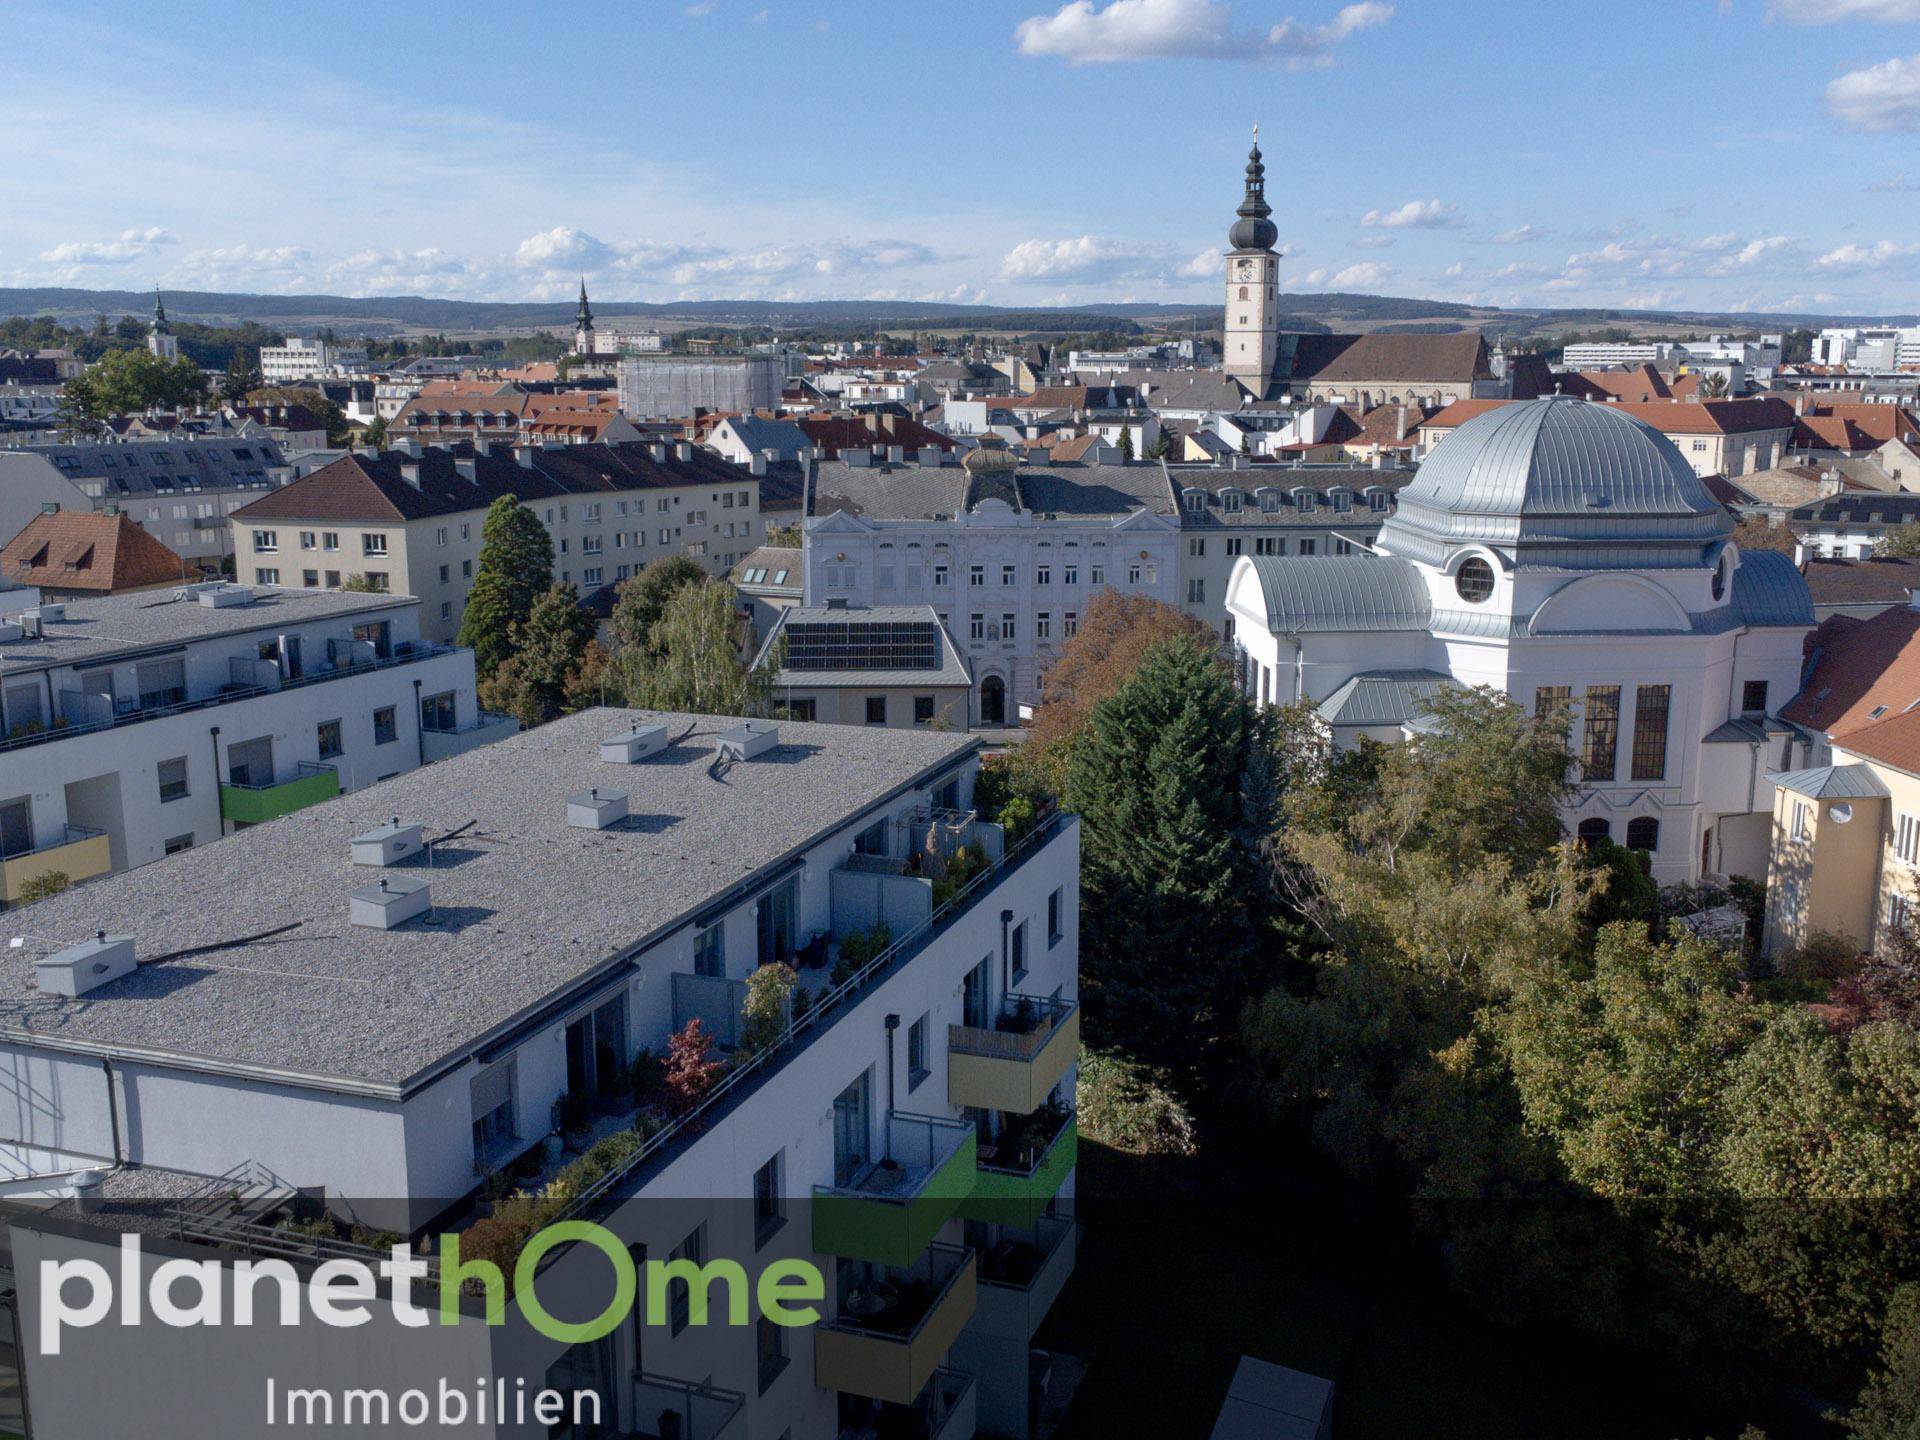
left=5, top=0, right=1920, bottom=314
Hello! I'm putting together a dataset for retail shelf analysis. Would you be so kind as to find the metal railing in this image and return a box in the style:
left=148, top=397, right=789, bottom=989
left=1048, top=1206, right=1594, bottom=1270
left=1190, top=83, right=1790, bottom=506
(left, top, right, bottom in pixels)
left=223, top=760, right=336, bottom=792
left=422, top=709, right=514, bottom=737
left=948, top=993, right=1076, bottom=1063
left=813, top=1111, right=970, bottom=1206
left=976, top=1213, right=1075, bottom=1291
left=0, top=644, right=459, bottom=756
left=546, top=810, right=1074, bottom=1232
left=631, top=1373, right=745, bottom=1440
left=818, top=1242, right=973, bottom=1343
left=978, top=1106, right=1075, bottom=1180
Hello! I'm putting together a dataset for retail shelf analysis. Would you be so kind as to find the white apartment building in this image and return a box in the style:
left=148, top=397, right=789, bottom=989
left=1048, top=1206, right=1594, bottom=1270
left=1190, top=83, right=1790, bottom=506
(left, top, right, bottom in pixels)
left=0, top=439, right=287, bottom=565
left=1813, top=326, right=1920, bottom=372
left=1561, top=341, right=1676, bottom=369
left=0, top=584, right=511, bottom=896
left=0, top=709, right=1081, bottom=1440
left=230, top=440, right=767, bottom=643
left=260, top=338, right=369, bottom=384
left=617, top=355, right=783, bottom=421
left=807, top=449, right=1182, bottom=724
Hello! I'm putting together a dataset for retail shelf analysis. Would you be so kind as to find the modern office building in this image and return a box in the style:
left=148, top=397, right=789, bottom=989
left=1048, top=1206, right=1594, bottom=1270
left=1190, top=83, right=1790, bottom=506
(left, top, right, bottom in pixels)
left=617, top=354, right=783, bottom=421
left=1, top=708, right=1080, bottom=1440
left=0, top=583, right=509, bottom=894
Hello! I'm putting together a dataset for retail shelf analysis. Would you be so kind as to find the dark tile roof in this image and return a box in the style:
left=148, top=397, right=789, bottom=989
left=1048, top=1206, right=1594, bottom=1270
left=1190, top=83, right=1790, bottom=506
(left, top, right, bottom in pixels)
left=1800, top=555, right=1920, bottom=605
left=1300, top=332, right=1491, bottom=385
left=1791, top=492, right=1920, bottom=526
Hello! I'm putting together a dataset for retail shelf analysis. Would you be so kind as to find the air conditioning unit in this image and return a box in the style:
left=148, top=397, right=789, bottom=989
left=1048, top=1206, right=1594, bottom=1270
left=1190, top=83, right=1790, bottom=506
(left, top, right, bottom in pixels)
left=351, top=819, right=423, bottom=867
left=349, top=876, right=431, bottom=930
left=36, top=932, right=136, bottom=998
left=567, top=788, right=630, bottom=830
left=717, top=721, right=779, bottom=762
left=599, top=723, right=669, bottom=764
left=22, top=603, right=65, bottom=624
left=198, top=585, right=254, bottom=609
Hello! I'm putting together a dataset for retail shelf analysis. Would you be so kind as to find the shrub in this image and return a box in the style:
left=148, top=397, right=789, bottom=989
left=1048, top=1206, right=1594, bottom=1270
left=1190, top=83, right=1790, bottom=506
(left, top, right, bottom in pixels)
left=556, top=1091, right=591, bottom=1135
left=742, top=963, right=797, bottom=1052
left=628, top=1048, right=665, bottom=1108
left=15, top=871, right=70, bottom=904
left=933, top=847, right=985, bottom=907
left=662, top=1018, right=723, bottom=1116
left=1077, top=1048, right=1197, bottom=1157
left=833, top=925, right=892, bottom=985
left=998, top=795, right=1037, bottom=844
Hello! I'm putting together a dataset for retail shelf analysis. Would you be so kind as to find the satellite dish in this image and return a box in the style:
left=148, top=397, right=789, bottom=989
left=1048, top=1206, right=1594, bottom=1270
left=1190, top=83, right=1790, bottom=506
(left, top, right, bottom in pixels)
left=1830, top=803, right=1854, bottom=824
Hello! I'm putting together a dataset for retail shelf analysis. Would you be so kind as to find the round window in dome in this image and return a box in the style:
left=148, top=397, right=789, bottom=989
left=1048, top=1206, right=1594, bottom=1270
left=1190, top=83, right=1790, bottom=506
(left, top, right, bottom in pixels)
left=1454, top=556, right=1495, bottom=604
left=1711, top=556, right=1727, bottom=601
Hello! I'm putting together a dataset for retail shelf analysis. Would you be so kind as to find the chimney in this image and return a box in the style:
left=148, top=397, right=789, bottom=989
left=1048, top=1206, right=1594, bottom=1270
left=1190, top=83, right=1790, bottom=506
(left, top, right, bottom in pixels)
left=888, top=445, right=905, bottom=464
left=918, top=445, right=942, bottom=466
left=454, top=457, right=477, bottom=481
left=1794, top=540, right=1809, bottom=568
left=1909, top=587, right=1920, bottom=613
left=398, top=462, right=421, bottom=488
left=514, top=445, right=536, bottom=469
left=1795, top=392, right=1806, bottom=416
left=750, top=452, right=767, bottom=476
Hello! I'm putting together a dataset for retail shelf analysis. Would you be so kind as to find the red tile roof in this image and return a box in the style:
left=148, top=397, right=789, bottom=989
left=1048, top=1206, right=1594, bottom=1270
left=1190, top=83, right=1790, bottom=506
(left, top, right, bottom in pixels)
left=1556, top=366, right=1672, bottom=403
left=1782, top=602, right=1920, bottom=737
left=0, top=510, right=189, bottom=593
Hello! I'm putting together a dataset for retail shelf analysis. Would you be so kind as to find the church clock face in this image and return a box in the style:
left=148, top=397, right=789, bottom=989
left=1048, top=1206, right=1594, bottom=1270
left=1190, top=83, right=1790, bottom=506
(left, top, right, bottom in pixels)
left=1235, top=259, right=1259, bottom=281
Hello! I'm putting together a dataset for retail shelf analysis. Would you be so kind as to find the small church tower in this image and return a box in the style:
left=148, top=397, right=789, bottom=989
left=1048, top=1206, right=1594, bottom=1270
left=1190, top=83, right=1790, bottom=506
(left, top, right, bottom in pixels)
left=1223, top=128, right=1280, bottom=395
left=574, top=278, right=596, bottom=357
left=147, top=287, right=179, bottom=362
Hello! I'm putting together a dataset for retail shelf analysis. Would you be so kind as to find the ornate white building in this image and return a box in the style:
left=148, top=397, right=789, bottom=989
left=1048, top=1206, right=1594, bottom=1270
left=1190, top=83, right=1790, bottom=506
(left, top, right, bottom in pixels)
left=1226, top=396, right=1815, bottom=882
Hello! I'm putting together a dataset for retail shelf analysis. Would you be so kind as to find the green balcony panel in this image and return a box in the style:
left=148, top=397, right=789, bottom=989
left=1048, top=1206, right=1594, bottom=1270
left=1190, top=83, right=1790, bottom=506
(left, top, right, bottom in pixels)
left=814, top=1122, right=977, bottom=1269
left=961, top=1119, right=1076, bottom=1230
left=220, top=764, right=340, bottom=824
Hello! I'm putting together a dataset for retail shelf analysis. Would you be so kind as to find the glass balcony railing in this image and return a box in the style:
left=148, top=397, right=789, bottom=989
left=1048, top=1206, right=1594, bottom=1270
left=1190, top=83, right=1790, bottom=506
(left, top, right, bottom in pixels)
left=837, top=1367, right=976, bottom=1440
left=947, top=994, right=1079, bottom=1115
left=969, top=1212, right=1077, bottom=1342
left=814, top=1111, right=977, bottom=1267
left=220, top=761, right=340, bottom=824
left=0, top=824, right=110, bottom=902
left=961, top=1106, right=1076, bottom=1230
left=630, top=1373, right=745, bottom=1440
left=815, top=1244, right=978, bottom=1406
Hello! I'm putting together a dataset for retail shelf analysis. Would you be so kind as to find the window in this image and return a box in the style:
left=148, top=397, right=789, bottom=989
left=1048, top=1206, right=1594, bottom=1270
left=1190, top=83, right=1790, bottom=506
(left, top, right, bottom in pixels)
left=1188, top=538, right=1207, bottom=558
left=137, top=657, right=185, bottom=709
left=1091, top=564, right=1105, bottom=585
left=1582, top=686, right=1621, bottom=782
left=1898, top=812, right=1920, bottom=865
left=362, top=571, right=389, bottom=592
left=1001, top=563, right=1016, bottom=586
left=470, top=1060, right=515, bottom=1160
left=1063, top=562, right=1079, bottom=585
left=914, top=695, right=935, bottom=724
left=164, top=834, right=193, bottom=855
left=1534, top=685, right=1570, bottom=720
left=865, top=696, right=888, bottom=726
left=421, top=691, right=456, bottom=732
left=970, top=563, right=985, bottom=587
left=1630, top=684, right=1670, bottom=782
left=756, top=1314, right=788, bottom=1394
left=1011, top=918, right=1029, bottom=983
left=321, top=531, right=339, bottom=551
left=1048, top=886, right=1064, bottom=946
left=157, top=757, right=189, bottom=803
left=1037, top=564, right=1052, bottom=585
left=667, top=1224, right=705, bottom=1335
left=1576, top=817, right=1611, bottom=848
left=694, top=923, right=725, bottom=978
left=317, top=719, right=343, bottom=758
left=1000, top=613, right=1016, bottom=640
left=1187, top=578, right=1206, bottom=604
left=1741, top=680, right=1769, bottom=715
left=303, top=570, right=319, bottom=588
left=1792, top=800, right=1811, bottom=842
left=254, top=567, right=280, bottom=585
left=583, top=567, right=603, bottom=587
left=970, top=613, right=985, bottom=641
left=933, top=562, right=950, bottom=588
left=252, top=529, right=278, bottom=552
left=325, top=569, right=342, bottom=587
left=373, top=706, right=398, bottom=745
left=361, top=533, right=387, bottom=556
left=1036, top=612, right=1052, bottom=640
left=1127, top=563, right=1142, bottom=585
left=298, top=530, right=316, bottom=550
left=1064, top=610, right=1079, bottom=637
left=1255, top=537, right=1283, bottom=556
left=460, top=523, right=470, bottom=541
left=441, top=601, right=452, bottom=620
left=1625, top=816, right=1660, bottom=852
left=1454, top=556, right=1495, bottom=603
left=907, top=1013, right=929, bottom=1090
left=435, top=527, right=448, bottom=546
left=753, top=1152, right=784, bottom=1248
left=462, top=559, right=472, bottom=578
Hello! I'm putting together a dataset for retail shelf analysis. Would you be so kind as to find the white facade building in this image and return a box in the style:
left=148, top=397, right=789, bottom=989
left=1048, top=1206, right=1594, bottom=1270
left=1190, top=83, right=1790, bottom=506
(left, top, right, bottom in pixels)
left=1560, top=341, right=1676, bottom=369
left=259, top=337, right=368, bottom=383
left=0, top=585, right=510, bottom=893
left=1226, top=396, right=1814, bottom=882
left=806, top=449, right=1182, bottom=723
left=0, top=709, right=1080, bottom=1440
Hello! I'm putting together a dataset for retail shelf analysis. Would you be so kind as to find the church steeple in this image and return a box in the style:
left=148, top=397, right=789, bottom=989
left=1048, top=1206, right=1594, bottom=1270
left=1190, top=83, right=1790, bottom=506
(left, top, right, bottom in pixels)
left=574, top=277, right=595, bottom=356
left=147, top=286, right=179, bottom=361
left=1228, top=126, right=1278, bottom=254
left=151, top=286, right=171, bottom=334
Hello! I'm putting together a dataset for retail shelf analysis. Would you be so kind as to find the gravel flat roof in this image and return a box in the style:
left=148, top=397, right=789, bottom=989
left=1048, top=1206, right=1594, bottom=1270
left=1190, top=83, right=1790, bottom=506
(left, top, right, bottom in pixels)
left=0, top=708, right=977, bottom=1091
left=0, top=587, right=417, bottom=677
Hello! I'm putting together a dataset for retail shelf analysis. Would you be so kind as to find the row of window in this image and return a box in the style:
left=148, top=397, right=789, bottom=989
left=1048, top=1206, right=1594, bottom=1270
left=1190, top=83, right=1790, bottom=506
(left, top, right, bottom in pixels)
left=1180, top=488, right=1389, bottom=516
left=1535, top=684, right=1671, bottom=784
left=254, top=529, right=388, bottom=558
left=966, top=610, right=1082, bottom=643
left=1575, top=815, right=1662, bottom=852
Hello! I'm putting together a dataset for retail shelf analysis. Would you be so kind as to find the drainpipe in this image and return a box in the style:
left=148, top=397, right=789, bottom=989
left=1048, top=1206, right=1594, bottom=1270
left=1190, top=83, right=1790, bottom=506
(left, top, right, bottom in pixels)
left=1000, top=908, right=1013, bottom=995
left=208, top=725, right=222, bottom=835
left=413, top=678, right=425, bottom=767
left=883, top=1014, right=899, bottom=1117
left=99, top=1055, right=122, bottom=1166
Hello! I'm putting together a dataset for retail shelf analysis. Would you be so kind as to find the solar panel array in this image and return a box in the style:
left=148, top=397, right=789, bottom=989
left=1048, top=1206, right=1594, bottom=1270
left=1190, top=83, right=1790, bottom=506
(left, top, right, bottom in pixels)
left=783, top=619, right=940, bottom=672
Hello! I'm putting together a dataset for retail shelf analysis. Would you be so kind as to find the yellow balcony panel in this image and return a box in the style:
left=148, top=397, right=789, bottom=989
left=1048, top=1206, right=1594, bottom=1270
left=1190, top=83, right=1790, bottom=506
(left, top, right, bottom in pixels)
left=814, top=1244, right=977, bottom=1406
left=947, top=995, right=1079, bottom=1114
left=0, top=826, right=110, bottom=903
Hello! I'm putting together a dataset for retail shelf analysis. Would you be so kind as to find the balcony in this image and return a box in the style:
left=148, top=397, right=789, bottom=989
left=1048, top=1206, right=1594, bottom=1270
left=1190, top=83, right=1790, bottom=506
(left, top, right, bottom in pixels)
left=0, top=825, right=110, bottom=903
left=421, top=710, right=520, bottom=764
left=220, top=761, right=340, bottom=824
left=969, top=1212, right=1077, bottom=1342
left=815, top=1245, right=978, bottom=1406
left=837, top=1368, right=976, bottom=1440
left=948, top=995, right=1079, bottom=1115
left=961, top=1106, right=1076, bottom=1230
left=630, top=1373, right=745, bottom=1440
left=815, top=1112, right=977, bottom=1268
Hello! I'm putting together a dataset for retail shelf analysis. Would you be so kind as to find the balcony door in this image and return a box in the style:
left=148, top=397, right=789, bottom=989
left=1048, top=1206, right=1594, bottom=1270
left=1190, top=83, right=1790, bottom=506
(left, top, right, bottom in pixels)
left=225, top=736, right=273, bottom=787
left=832, top=1071, right=871, bottom=1187
left=0, top=799, right=29, bottom=859
left=962, top=956, right=991, bottom=1029
left=756, top=875, right=797, bottom=968
left=565, top=998, right=629, bottom=1103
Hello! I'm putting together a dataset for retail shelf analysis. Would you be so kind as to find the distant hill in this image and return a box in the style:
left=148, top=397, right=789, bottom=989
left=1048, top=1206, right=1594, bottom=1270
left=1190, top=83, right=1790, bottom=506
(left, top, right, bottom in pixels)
left=0, top=284, right=1913, bottom=338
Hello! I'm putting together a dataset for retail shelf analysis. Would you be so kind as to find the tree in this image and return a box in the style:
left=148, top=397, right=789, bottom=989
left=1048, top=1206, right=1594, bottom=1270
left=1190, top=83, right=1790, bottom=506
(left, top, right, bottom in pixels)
left=340, top=573, right=383, bottom=593
left=608, top=556, right=707, bottom=657
left=1698, top=371, right=1730, bottom=399
left=219, top=358, right=260, bottom=406
left=1849, top=1285, right=1920, bottom=1440
left=661, top=1018, right=723, bottom=1116
left=457, top=496, right=553, bottom=676
left=1063, top=635, right=1280, bottom=1082
left=763, top=524, right=801, bottom=548
left=1875, top=524, right=1920, bottom=559
left=63, top=349, right=207, bottom=419
left=248, top=386, right=351, bottom=446
left=14, top=871, right=70, bottom=904
left=361, top=415, right=388, bottom=451
left=1024, top=591, right=1217, bottom=790
left=479, top=583, right=597, bottom=727
left=1732, top=515, right=1796, bottom=556
left=613, top=579, right=781, bottom=717
left=1117, top=422, right=1134, bottom=461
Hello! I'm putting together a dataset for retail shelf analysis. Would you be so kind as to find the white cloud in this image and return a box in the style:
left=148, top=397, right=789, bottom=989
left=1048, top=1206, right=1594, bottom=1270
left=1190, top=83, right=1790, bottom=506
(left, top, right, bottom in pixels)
left=38, top=226, right=178, bottom=265
left=514, top=225, right=621, bottom=271
left=1827, top=53, right=1920, bottom=131
left=1349, top=233, right=1394, bottom=249
left=1772, top=0, right=1920, bottom=20
left=1361, top=198, right=1462, bottom=230
left=1178, top=248, right=1221, bottom=278
left=670, top=239, right=937, bottom=285
left=1302, top=260, right=1393, bottom=288
left=999, top=234, right=1171, bottom=281
left=1490, top=224, right=1548, bottom=244
left=684, top=1, right=717, bottom=13
left=1816, top=238, right=1920, bottom=270
left=1012, top=0, right=1390, bottom=66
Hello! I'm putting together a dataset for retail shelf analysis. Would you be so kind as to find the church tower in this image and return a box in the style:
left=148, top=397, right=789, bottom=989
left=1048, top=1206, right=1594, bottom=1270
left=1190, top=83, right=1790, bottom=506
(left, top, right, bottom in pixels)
left=1223, top=129, right=1279, bottom=395
left=147, top=287, right=179, bottom=362
left=574, top=278, right=596, bottom=357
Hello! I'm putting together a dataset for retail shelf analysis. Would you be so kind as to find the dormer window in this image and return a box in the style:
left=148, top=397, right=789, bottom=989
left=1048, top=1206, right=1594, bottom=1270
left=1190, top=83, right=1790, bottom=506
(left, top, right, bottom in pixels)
left=1367, top=488, right=1390, bottom=512
left=1183, top=489, right=1207, bottom=513
left=1293, top=489, right=1315, bottom=514
left=1222, top=490, right=1244, bottom=513
left=1330, top=489, right=1352, bottom=513
left=1257, top=488, right=1281, bottom=513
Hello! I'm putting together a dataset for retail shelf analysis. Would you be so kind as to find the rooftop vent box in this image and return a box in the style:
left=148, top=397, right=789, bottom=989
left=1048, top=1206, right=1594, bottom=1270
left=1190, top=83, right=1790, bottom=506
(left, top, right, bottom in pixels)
left=351, top=818, right=423, bottom=867
left=600, top=724, right=669, bottom=765
left=0, top=622, right=22, bottom=644
left=22, top=603, right=65, bottom=624
left=349, top=875, right=431, bottom=930
left=198, top=585, right=254, bottom=608
left=567, top=788, right=630, bottom=830
left=37, top=932, right=136, bottom=998
left=718, top=721, right=779, bottom=762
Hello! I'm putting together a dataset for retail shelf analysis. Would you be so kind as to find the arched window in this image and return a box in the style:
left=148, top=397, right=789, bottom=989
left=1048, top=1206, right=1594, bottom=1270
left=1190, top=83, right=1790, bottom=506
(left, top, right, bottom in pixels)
left=1625, top=816, right=1660, bottom=852
left=1239, top=286, right=1249, bottom=300
left=1576, top=817, right=1611, bottom=848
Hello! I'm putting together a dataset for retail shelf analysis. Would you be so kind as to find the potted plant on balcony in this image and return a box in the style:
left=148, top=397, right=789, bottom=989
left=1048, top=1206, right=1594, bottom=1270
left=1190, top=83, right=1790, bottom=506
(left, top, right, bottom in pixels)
left=556, top=1091, right=592, bottom=1151
left=742, top=962, right=797, bottom=1053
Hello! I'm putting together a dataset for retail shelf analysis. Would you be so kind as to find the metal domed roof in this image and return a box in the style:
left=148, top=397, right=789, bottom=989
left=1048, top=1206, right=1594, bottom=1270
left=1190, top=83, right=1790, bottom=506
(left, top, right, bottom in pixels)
left=1377, top=396, right=1732, bottom=567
